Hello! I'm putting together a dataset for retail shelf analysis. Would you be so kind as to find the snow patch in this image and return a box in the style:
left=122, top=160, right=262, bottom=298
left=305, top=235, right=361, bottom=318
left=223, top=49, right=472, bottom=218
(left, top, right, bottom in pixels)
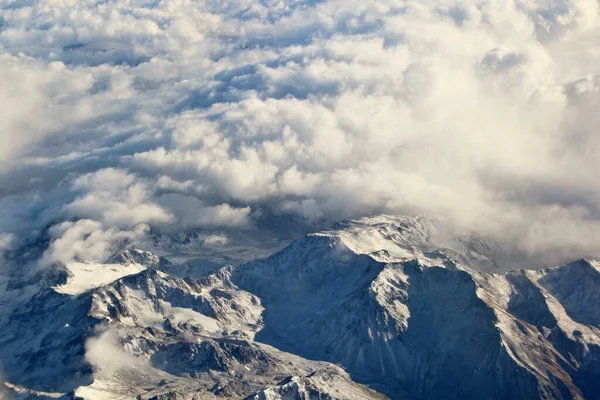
left=54, top=261, right=147, bottom=295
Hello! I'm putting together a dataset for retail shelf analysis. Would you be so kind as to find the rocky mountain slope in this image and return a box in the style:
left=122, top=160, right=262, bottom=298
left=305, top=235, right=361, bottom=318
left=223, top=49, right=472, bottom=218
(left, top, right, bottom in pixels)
left=1, top=216, right=600, bottom=399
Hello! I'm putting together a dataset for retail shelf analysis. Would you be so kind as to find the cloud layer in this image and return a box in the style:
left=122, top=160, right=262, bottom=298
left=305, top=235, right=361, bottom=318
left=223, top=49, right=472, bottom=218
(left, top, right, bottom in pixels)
left=1, top=0, right=600, bottom=267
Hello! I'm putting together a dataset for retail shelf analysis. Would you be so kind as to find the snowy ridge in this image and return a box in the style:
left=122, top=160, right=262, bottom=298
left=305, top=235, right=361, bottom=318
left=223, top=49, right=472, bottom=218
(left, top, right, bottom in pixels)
left=1, top=247, right=377, bottom=399
left=2, top=216, right=600, bottom=399
left=232, top=237, right=540, bottom=398
left=228, top=217, right=600, bottom=399
left=318, top=215, right=531, bottom=271
left=53, top=249, right=170, bottom=295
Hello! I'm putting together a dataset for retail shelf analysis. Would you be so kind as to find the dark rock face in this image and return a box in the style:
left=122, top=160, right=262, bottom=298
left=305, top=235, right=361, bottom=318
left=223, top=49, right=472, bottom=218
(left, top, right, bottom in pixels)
left=150, top=340, right=274, bottom=376
left=0, top=289, right=96, bottom=393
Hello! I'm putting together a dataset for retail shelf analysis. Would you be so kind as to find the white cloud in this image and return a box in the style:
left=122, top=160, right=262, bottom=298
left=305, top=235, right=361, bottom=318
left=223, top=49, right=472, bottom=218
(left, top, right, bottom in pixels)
left=156, top=193, right=252, bottom=228
left=39, top=219, right=149, bottom=267
left=204, top=234, right=229, bottom=247
left=85, top=329, right=145, bottom=377
left=0, top=233, right=14, bottom=259
left=67, top=168, right=174, bottom=229
left=2, top=0, right=600, bottom=267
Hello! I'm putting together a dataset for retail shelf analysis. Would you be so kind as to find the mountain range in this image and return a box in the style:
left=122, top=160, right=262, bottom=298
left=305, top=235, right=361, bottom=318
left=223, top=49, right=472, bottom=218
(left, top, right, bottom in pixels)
left=1, top=215, right=599, bottom=399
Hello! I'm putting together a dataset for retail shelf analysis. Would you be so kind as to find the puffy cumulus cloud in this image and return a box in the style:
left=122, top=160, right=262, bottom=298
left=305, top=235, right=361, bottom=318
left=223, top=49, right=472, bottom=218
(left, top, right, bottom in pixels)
left=39, top=219, right=149, bottom=267
left=155, top=194, right=252, bottom=228
left=67, top=168, right=251, bottom=229
left=67, top=168, right=174, bottom=228
left=1, top=0, right=600, bottom=267
left=0, top=54, right=95, bottom=161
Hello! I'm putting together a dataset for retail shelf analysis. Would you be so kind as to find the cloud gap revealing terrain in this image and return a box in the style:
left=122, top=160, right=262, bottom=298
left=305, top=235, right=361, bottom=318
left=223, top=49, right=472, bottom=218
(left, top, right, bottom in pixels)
left=1, top=0, right=600, bottom=399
